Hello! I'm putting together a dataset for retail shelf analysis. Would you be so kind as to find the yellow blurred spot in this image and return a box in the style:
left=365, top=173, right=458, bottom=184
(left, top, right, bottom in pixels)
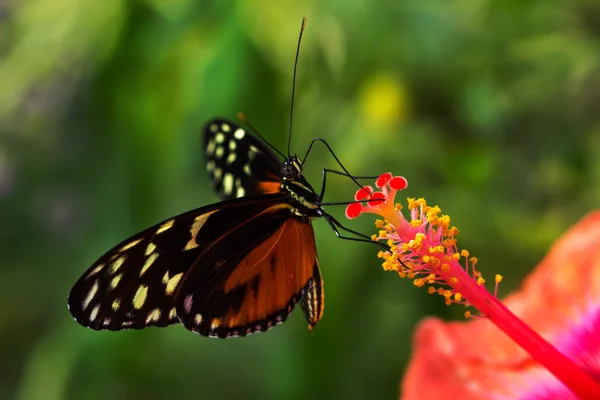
left=359, top=73, right=408, bottom=129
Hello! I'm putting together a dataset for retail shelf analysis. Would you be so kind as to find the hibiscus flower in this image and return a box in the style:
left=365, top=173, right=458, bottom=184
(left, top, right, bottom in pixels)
left=346, top=173, right=600, bottom=400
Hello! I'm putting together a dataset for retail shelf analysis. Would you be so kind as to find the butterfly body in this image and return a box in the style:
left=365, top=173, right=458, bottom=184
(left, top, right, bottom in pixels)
left=68, top=119, right=325, bottom=338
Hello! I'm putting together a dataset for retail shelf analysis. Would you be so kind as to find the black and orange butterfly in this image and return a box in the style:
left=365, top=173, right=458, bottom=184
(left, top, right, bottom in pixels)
left=67, top=18, right=375, bottom=338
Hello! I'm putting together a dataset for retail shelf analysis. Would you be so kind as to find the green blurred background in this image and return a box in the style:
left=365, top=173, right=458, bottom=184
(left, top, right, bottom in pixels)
left=2, top=0, right=600, bottom=399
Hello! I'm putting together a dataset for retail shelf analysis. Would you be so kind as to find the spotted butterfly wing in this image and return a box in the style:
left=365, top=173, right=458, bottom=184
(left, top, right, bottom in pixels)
left=204, top=119, right=283, bottom=200
left=68, top=120, right=325, bottom=338
left=202, top=119, right=324, bottom=331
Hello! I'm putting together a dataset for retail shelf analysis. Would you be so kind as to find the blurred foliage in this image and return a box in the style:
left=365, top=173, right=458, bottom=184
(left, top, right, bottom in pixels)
left=2, top=0, right=600, bottom=399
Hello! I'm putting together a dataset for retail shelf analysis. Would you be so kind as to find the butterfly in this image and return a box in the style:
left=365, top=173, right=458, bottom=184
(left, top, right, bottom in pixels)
left=67, top=17, right=378, bottom=339
left=67, top=117, right=336, bottom=338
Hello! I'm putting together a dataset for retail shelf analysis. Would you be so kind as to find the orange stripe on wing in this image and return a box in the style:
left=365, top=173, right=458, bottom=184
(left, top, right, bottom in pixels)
left=221, top=219, right=316, bottom=331
left=257, top=180, right=282, bottom=194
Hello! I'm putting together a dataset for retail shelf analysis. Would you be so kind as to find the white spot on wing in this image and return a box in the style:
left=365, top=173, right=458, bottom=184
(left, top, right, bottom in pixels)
left=228, top=140, right=237, bottom=150
left=214, top=167, right=222, bottom=181
left=132, top=285, right=148, bottom=309
left=89, top=304, right=100, bottom=322
left=206, top=139, right=216, bottom=155
left=233, top=129, right=245, bottom=140
left=146, top=308, right=162, bottom=324
left=110, top=256, right=126, bottom=274
left=145, top=242, right=156, bottom=256
left=82, top=280, right=99, bottom=311
left=183, top=294, right=193, bottom=314
left=236, top=186, right=245, bottom=198
left=165, top=272, right=183, bottom=295
left=223, top=173, right=234, bottom=195
left=157, top=219, right=174, bottom=234
left=194, top=313, right=203, bottom=325
left=226, top=152, right=236, bottom=165
left=221, top=124, right=231, bottom=132
left=110, top=274, right=122, bottom=290
left=215, top=146, right=224, bottom=159
left=215, top=133, right=225, bottom=143
left=140, top=252, right=158, bottom=276
left=119, top=238, right=142, bottom=253
left=209, top=123, right=218, bottom=132
left=85, top=263, right=104, bottom=279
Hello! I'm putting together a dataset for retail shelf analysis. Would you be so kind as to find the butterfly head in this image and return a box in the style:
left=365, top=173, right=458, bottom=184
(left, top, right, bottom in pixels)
left=282, top=155, right=303, bottom=179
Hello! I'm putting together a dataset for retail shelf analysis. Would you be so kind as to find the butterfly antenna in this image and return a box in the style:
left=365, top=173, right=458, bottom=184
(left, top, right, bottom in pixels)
left=237, top=112, right=286, bottom=159
left=288, top=17, right=307, bottom=158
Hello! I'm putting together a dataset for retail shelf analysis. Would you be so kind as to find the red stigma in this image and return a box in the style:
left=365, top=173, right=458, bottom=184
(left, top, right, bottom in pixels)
left=376, top=173, right=393, bottom=188
left=345, top=203, right=362, bottom=219
left=389, top=176, right=408, bottom=190
left=355, top=186, right=373, bottom=201
left=367, top=192, right=386, bottom=206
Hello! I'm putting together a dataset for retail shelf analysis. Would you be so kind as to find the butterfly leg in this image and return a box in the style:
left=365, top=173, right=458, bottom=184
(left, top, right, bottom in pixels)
left=318, top=168, right=379, bottom=200
left=320, top=213, right=387, bottom=249
left=322, top=214, right=410, bottom=269
left=302, top=138, right=370, bottom=193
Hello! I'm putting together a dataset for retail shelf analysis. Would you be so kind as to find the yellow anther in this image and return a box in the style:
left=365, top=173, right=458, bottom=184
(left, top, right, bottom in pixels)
left=422, top=255, right=431, bottom=263
left=436, top=215, right=450, bottom=228
left=449, top=277, right=459, bottom=285
left=371, top=234, right=378, bottom=241
left=454, top=293, right=462, bottom=302
left=375, top=219, right=384, bottom=228
left=394, top=203, right=403, bottom=212
left=448, top=227, right=459, bottom=236
left=461, top=249, right=470, bottom=258
left=465, top=311, right=471, bottom=319
left=410, top=219, right=422, bottom=227
left=407, top=271, right=415, bottom=279
left=426, top=274, right=436, bottom=284
left=379, top=230, right=387, bottom=237
left=413, top=279, right=425, bottom=288
left=452, top=253, right=460, bottom=261
left=377, top=251, right=385, bottom=259
left=470, top=257, right=478, bottom=264
left=477, top=277, right=485, bottom=286
left=428, top=287, right=436, bottom=294
left=443, top=238, right=456, bottom=247
left=441, top=263, right=450, bottom=272
left=387, top=239, right=394, bottom=247
left=427, top=257, right=440, bottom=267
left=443, top=290, right=452, bottom=299
left=445, top=299, right=452, bottom=306
left=429, top=245, right=444, bottom=254
left=495, top=274, right=503, bottom=283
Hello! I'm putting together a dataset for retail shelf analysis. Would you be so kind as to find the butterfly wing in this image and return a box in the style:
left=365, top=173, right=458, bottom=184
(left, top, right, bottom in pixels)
left=68, top=194, right=287, bottom=331
left=301, top=257, right=324, bottom=330
left=203, top=119, right=283, bottom=200
left=176, top=204, right=321, bottom=337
